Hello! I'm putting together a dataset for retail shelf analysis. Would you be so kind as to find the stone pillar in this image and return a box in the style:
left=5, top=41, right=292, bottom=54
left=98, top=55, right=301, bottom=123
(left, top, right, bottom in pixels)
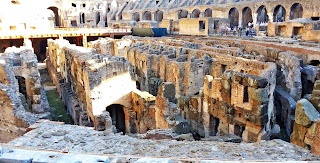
left=267, top=12, right=274, bottom=23
left=238, top=10, right=243, bottom=28
left=252, top=13, right=257, bottom=27
left=82, top=34, right=88, bottom=47
left=151, top=12, right=155, bottom=21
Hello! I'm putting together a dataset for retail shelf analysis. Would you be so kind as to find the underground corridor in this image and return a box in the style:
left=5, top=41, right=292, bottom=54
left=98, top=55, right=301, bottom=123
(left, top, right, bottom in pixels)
left=106, top=104, right=126, bottom=134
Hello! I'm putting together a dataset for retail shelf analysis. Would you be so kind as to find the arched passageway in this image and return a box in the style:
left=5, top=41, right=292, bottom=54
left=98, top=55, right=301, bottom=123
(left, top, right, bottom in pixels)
left=142, top=11, right=152, bottom=20
left=154, top=10, right=163, bottom=22
left=257, top=5, right=268, bottom=23
left=273, top=5, right=286, bottom=22
left=242, top=7, right=253, bottom=28
left=290, top=3, right=303, bottom=20
left=133, top=12, right=140, bottom=22
left=228, top=8, right=239, bottom=27
left=191, top=9, right=201, bottom=18
left=47, top=7, right=60, bottom=26
left=203, top=8, right=212, bottom=17
left=178, top=10, right=188, bottom=19
left=106, top=104, right=126, bottom=134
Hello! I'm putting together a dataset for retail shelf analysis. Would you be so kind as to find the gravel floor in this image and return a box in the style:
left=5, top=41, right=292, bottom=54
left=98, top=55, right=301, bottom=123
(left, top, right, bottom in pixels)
left=8, top=122, right=320, bottom=162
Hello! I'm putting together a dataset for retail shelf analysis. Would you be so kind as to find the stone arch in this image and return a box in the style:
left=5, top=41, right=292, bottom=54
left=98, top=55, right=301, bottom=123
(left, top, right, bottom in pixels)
left=257, top=5, right=268, bottom=23
left=154, top=10, right=164, bottom=22
left=80, top=13, right=85, bottom=24
left=106, top=104, right=126, bottom=134
left=47, top=7, right=60, bottom=26
left=273, top=5, right=286, bottom=22
left=242, top=7, right=253, bottom=28
left=229, top=8, right=239, bottom=27
left=133, top=12, right=140, bottom=21
left=142, top=11, right=152, bottom=20
left=290, top=3, right=303, bottom=20
left=191, top=9, right=201, bottom=18
left=178, top=10, right=188, bottom=19
left=203, top=8, right=212, bottom=17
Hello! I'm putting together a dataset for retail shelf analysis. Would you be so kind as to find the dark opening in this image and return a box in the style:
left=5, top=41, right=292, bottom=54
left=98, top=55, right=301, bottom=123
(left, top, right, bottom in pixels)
left=133, top=12, right=140, bottom=22
left=257, top=5, right=268, bottom=23
left=178, top=10, right=188, bottom=19
left=209, top=115, right=220, bottom=136
left=199, top=21, right=205, bottom=30
left=310, top=60, right=320, bottom=67
left=82, top=3, right=86, bottom=8
left=16, top=76, right=28, bottom=103
left=229, top=8, right=239, bottom=27
left=242, top=7, right=253, bottom=28
left=47, top=7, right=60, bottom=26
left=72, top=3, right=76, bottom=7
left=273, top=5, right=286, bottom=22
left=290, top=3, right=303, bottom=20
left=234, top=125, right=245, bottom=137
left=80, top=13, right=85, bottom=24
left=39, top=40, right=48, bottom=62
left=191, top=9, right=201, bottom=18
left=221, top=64, right=227, bottom=76
left=208, top=81, right=212, bottom=89
left=142, top=11, right=152, bottom=21
left=96, top=12, right=101, bottom=25
left=311, top=17, right=320, bottom=21
left=155, top=10, right=163, bottom=22
left=106, top=104, right=126, bottom=134
left=136, top=81, right=141, bottom=90
left=293, top=27, right=303, bottom=36
left=71, top=20, right=77, bottom=27
left=243, top=86, right=249, bottom=103
left=204, top=8, right=212, bottom=17
left=156, top=0, right=159, bottom=5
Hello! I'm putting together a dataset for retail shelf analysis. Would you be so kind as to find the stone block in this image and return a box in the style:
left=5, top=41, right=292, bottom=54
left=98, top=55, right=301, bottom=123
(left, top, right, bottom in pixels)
left=291, top=122, right=308, bottom=148
left=243, top=75, right=268, bottom=88
left=135, top=158, right=172, bottom=163
left=295, top=99, right=320, bottom=127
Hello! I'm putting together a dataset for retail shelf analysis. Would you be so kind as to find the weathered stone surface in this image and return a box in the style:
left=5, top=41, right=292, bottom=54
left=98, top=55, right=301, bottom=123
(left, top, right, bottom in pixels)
left=295, top=99, right=320, bottom=127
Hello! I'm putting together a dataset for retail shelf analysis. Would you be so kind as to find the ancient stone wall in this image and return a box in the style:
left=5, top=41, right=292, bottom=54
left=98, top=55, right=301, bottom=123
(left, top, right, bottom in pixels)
left=47, top=38, right=179, bottom=134
left=117, top=36, right=277, bottom=141
left=0, top=47, right=50, bottom=142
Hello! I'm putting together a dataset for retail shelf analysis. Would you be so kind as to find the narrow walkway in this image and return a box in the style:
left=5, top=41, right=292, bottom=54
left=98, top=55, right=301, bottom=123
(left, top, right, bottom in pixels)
left=38, top=63, right=72, bottom=124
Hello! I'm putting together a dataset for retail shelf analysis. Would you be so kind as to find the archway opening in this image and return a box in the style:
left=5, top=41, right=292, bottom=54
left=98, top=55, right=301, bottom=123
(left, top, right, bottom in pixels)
left=257, top=5, right=268, bottom=23
left=290, top=3, right=303, bottom=20
left=142, top=11, right=152, bottom=21
left=204, top=8, right=212, bottom=17
left=209, top=115, right=220, bottom=136
left=106, top=104, right=126, bottom=134
left=191, top=9, right=200, bottom=18
left=242, top=7, right=253, bottom=28
left=155, top=10, right=164, bottom=22
left=133, top=12, right=140, bottom=22
left=47, top=7, right=60, bottom=26
left=273, top=5, right=286, bottom=22
left=228, top=8, right=239, bottom=27
left=178, top=10, right=188, bottom=19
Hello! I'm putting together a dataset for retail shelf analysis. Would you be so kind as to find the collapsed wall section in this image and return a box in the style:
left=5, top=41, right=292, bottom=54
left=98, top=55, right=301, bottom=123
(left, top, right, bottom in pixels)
left=0, top=46, right=50, bottom=142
